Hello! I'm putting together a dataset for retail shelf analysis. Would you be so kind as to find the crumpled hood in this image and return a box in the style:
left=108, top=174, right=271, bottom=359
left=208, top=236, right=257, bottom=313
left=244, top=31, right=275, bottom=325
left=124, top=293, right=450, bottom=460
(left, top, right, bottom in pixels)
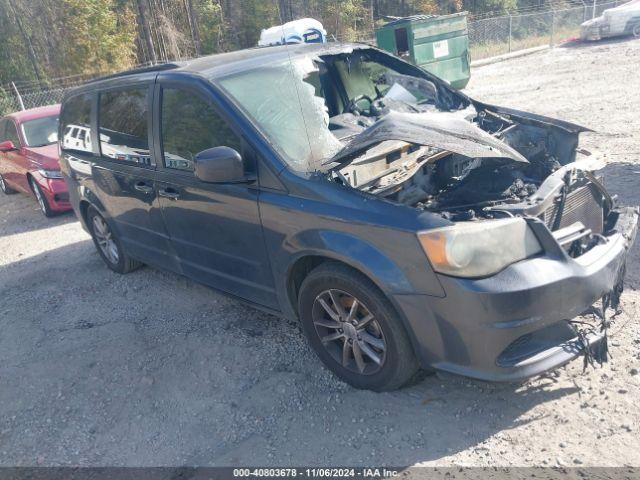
left=329, top=111, right=529, bottom=165
left=25, top=144, right=60, bottom=170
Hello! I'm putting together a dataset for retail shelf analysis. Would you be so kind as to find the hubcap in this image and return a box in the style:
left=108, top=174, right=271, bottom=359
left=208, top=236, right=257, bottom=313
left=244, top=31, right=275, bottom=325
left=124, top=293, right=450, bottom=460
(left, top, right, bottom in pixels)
left=92, top=215, right=119, bottom=265
left=312, top=289, right=386, bottom=375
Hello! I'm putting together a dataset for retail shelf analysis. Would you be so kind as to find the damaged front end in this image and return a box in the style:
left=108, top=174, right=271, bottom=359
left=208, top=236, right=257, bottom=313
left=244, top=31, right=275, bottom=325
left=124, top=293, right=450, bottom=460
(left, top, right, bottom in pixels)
left=309, top=47, right=639, bottom=376
left=218, top=44, right=638, bottom=379
left=317, top=48, right=630, bottom=270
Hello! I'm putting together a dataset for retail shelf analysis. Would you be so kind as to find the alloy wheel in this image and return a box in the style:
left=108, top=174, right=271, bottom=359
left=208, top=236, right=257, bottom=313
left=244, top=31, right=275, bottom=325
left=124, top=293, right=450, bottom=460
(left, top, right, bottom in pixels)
left=311, top=289, right=386, bottom=375
left=92, top=215, right=120, bottom=265
left=0, top=175, right=6, bottom=193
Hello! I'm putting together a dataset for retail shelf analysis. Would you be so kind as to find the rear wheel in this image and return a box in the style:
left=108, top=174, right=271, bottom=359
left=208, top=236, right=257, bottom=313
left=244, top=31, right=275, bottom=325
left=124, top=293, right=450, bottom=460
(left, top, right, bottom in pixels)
left=633, top=23, right=640, bottom=38
left=29, top=176, right=54, bottom=217
left=87, top=206, right=142, bottom=274
left=298, top=262, right=419, bottom=391
left=0, top=174, right=16, bottom=194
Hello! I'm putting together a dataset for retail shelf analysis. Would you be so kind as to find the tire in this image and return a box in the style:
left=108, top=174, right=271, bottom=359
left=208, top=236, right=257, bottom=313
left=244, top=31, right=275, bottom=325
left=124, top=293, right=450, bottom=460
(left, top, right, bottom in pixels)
left=0, top=174, right=16, bottom=194
left=29, top=176, right=55, bottom=217
left=87, top=206, right=142, bottom=274
left=633, top=23, right=640, bottom=38
left=298, top=262, right=419, bottom=391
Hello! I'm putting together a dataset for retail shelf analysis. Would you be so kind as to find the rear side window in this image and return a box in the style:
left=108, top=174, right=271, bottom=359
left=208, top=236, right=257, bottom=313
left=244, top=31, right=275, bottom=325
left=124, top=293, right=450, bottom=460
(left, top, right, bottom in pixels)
left=60, top=94, right=93, bottom=154
left=99, top=87, right=151, bottom=166
left=160, top=87, right=241, bottom=172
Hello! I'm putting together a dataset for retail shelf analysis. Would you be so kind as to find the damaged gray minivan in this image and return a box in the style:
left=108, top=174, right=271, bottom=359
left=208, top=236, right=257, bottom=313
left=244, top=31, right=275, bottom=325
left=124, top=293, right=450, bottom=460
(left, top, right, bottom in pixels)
left=60, top=43, right=638, bottom=391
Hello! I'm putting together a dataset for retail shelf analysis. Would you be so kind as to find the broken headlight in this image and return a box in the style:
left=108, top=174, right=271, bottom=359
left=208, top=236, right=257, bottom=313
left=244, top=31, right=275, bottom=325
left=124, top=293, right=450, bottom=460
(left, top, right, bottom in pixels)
left=417, top=218, right=542, bottom=278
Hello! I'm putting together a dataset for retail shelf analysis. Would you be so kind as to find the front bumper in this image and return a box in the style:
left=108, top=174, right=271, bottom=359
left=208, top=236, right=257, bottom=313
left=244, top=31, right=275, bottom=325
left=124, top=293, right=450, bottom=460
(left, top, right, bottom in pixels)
left=580, top=26, right=601, bottom=41
left=34, top=176, right=72, bottom=212
left=580, top=18, right=605, bottom=41
left=395, top=207, right=638, bottom=381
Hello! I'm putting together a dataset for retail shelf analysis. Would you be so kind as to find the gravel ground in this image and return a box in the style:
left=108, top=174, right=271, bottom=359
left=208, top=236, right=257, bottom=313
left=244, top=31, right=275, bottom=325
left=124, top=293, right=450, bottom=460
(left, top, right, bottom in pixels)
left=0, top=38, right=639, bottom=468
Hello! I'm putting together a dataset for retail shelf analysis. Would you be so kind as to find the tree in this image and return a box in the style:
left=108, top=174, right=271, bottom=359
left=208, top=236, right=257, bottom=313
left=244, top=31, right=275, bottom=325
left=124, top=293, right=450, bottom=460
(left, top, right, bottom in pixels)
left=136, top=0, right=158, bottom=62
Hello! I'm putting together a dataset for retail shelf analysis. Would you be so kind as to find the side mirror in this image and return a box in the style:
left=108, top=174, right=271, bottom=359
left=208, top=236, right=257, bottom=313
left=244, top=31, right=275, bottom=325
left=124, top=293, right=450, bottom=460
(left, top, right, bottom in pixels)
left=194, top=146, right=246, bottom=184
left=0, top=141, right=16, bottom=152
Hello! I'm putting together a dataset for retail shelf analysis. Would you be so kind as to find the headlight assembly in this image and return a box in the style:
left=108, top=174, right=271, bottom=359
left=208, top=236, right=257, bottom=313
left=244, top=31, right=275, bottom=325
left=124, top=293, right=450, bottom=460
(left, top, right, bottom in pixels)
left=37, top=169, right=63, bottom=179
left=417, top=217, right=542, bottom=278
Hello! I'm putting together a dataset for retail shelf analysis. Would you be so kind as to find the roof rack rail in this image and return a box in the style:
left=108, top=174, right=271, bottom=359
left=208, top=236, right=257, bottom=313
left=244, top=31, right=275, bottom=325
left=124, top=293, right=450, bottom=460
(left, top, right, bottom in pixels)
left=86, top=63, right=180, bottom=84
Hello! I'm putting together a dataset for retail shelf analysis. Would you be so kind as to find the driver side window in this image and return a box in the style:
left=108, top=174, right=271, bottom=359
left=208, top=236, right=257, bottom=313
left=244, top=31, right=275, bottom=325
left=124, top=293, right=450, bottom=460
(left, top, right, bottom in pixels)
left=161, top=87, right=241, bottom=172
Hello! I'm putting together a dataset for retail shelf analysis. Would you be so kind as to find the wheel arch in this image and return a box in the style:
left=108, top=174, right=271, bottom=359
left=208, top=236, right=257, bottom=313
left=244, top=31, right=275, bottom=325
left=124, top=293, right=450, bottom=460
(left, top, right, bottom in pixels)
left=625, top=17, right=640, bottom=34
left=76, top=189, right=113, bottom=233
left=78, top=199, right=92, bottom=227
left=286, top=250, right=413, bottom=318
left=288, top=254, right=425, bottom=382
left=26, top=172, right=36, bottom=194
left=285, top=252, right=422, bottom=353
left=286, top=255, right=334, bottom=317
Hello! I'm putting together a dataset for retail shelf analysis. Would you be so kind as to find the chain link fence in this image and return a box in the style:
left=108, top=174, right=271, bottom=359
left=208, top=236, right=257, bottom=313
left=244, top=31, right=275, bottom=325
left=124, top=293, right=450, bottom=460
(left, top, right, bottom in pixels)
left=469, top=0, right=621, bottom=59
left=0, top=0, right=626, bottom=115
left=0, top=87, right=67, bottom=116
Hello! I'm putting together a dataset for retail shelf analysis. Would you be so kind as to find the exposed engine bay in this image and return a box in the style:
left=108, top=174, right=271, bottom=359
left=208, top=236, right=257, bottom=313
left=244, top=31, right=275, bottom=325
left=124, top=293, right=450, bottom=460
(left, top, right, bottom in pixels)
left=329, top=107, right=596, bottom=220
left=314, top=47, right=611, bottom=251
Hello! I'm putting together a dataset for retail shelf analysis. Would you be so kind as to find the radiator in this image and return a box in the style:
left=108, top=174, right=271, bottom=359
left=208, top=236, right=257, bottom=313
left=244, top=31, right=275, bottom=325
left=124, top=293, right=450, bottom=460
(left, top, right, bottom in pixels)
left=540, top=182, right=604, bottom=234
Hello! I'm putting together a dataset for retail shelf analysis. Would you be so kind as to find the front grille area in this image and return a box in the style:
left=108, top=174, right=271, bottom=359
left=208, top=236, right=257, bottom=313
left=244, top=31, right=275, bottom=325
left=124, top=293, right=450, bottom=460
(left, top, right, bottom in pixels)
left=540, top=183, right=604, bottom=234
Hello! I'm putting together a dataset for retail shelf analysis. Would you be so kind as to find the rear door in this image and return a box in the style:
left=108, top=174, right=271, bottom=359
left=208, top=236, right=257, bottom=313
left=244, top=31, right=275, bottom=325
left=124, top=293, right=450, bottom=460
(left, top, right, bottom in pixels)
left=92, top=82, right=176, bottom=269
left=153, top=77, right=277, bottom=308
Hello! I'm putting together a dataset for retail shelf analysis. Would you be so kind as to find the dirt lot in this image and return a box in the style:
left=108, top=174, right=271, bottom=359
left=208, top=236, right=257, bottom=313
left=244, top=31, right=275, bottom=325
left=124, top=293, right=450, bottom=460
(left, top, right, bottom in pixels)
left=1, top=38, right=639, bottom=468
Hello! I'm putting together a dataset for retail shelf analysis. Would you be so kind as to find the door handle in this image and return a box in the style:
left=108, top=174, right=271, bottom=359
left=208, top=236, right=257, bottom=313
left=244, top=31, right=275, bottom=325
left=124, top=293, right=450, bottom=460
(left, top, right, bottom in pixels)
left=134, top=182, right=154, bottom=194
left=158, top=187, right=180, bottom=200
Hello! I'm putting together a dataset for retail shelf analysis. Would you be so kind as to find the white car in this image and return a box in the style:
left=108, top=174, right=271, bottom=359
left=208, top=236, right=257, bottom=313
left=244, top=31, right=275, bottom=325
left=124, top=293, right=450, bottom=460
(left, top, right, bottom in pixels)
left=62, top=124, right=92, bottom=153
left=581, top=0, right=640, bottom=40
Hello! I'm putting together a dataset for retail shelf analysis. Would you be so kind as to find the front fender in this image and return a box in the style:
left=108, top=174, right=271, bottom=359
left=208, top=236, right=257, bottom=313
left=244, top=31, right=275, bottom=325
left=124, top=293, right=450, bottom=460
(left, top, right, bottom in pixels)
left=275, top=228, right=445, bottom=320
left=288, top=229, right=416, bottom=293
left=277, top=229, right=444, bottom=362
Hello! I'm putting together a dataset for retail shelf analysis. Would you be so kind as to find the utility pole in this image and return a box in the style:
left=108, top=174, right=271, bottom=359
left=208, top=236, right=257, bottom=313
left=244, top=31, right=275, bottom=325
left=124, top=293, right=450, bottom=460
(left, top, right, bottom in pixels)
left=6, top=0, right=43, bottom=88
left=11, top=82, right=25, bottom=111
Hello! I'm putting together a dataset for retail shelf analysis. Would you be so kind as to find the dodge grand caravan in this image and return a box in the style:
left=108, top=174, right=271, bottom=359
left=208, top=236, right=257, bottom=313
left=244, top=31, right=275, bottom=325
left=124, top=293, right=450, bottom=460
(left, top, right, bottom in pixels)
left=59, top=43, right=638, bottom=391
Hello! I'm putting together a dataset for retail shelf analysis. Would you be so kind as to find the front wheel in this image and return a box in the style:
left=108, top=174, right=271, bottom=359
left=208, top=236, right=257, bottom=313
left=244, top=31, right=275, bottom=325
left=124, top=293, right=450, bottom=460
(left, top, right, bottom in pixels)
left=87, top=206, right=142, bottom=274
left=298, top=262, right=419, bottom=391
left=29, top=177, right=54, bottom=217
left=633, top=23, right=640, bottom=38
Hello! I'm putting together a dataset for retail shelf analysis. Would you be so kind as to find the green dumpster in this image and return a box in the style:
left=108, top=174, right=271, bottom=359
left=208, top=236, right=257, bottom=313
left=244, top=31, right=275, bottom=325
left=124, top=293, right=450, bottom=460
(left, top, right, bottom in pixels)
left=375, top=13, right=471, bottom=90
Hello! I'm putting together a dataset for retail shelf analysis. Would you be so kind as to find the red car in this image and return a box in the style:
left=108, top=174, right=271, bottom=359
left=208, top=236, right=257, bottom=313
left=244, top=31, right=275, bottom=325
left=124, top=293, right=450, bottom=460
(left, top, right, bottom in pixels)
left=0, top=104, right=71, bottom=216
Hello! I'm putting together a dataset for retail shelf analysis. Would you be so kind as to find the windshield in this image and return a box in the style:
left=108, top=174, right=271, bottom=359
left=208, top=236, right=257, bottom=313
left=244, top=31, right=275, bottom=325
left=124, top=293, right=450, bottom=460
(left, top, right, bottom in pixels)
left=217, top=49, right=447, bottom=172
left=21, top=115, right=59, bottom=147
left=219, top=57, right=342, bottom=171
